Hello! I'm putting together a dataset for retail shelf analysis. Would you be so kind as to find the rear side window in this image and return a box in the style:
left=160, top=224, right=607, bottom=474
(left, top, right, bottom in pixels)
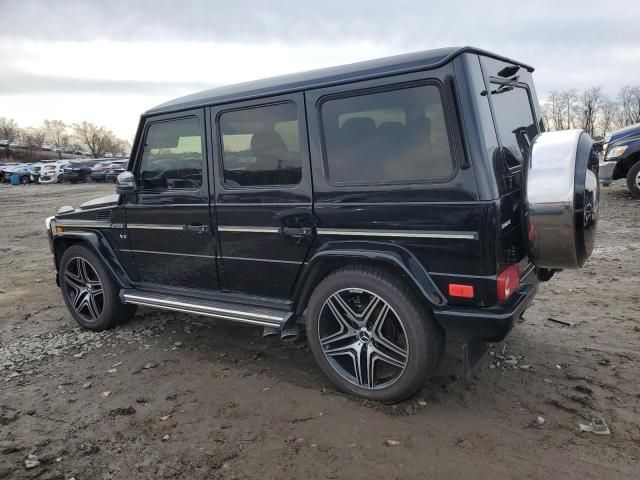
left=320, top=84, right=454, bottom=184
left=219, top=103, right=302, bottom=188
left=489, top=85, right=538, bottom=168
left=138, top=117, right=203, bottom=190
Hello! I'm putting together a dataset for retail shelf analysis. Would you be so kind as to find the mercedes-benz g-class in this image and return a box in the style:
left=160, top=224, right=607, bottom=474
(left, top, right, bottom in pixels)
left=46, top=47, right=599, bottom=402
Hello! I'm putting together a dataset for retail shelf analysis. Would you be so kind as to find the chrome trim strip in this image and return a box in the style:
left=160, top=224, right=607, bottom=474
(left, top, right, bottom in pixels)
left=127, top=223, right=184, bottom=231
left=221, top=256, right=300, bottom=265
left=122, top=293, right=285, bottom=327
left=122, top=249, right=215, bottom=259
left=55, top=220, right=111, bottom=228
left=218, top=226, right=280, bottom=234
left=316, top=228, right=478, bottom=240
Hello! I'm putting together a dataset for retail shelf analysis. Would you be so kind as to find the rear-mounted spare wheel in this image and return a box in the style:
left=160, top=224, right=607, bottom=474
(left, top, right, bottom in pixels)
left=524, top=130, right=599, bottom=269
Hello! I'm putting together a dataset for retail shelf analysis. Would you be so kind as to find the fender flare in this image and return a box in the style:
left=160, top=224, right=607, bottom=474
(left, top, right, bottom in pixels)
left=52, top=230, right=133, bottom=289
left=292, top=240, right=447, bottom=315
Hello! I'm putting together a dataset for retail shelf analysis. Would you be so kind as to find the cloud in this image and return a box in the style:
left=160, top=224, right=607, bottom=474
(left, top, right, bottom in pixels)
left=0, top=0, right=638, bottom=134
left=0, top=71, right=213, bottom=96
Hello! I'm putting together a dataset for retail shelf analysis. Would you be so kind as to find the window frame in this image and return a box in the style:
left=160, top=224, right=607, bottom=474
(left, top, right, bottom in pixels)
left=215, top=100, right=304, bottom=190
left=134, top=113, right=207, bottom=194
left=317, top=79, right=459, bottom=187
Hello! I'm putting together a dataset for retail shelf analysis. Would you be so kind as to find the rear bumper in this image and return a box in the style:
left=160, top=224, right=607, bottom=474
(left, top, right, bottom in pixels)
left=599, top=159, right=617, bottom=186
left=433, top=282, right=538, bottom=342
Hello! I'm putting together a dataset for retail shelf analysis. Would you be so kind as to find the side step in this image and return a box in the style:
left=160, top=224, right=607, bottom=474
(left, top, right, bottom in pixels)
left=121, top=289, right=291, bottom=329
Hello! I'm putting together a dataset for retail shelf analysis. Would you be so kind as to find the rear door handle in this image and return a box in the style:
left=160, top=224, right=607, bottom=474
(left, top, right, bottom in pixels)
left=280, top=226, right=314, bottom=237
left=184, top=224, right=209, bottom=234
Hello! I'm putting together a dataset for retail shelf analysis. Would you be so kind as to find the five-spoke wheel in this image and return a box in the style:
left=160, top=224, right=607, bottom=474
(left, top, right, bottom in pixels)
left=63, top=257, right=104, bottom=323
left=59, top=244, right=136, bottom=330
left=319, top=289, right=408, bottom=389
left=307, top=265, right=444, bottom=403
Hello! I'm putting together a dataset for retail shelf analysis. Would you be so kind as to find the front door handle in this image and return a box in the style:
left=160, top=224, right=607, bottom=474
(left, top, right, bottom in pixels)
left=184, top=224, right=209, bottom=234
left=280, top=226, right=314, bottom=237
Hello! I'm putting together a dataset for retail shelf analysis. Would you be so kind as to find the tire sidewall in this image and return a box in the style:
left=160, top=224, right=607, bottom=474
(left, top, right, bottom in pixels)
left=59, top=245, right=120, bottom=330
left=627, top=161, right=640, bottom=198
left=306, top=268, right=438, bottom=403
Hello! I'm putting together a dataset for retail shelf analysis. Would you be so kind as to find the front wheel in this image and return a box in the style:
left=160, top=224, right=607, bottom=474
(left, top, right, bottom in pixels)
left=59, top=245, right=136, bottom=330
left=626, top=161, right=640, bottom=198
left=306, top=266, right=444, bottom=403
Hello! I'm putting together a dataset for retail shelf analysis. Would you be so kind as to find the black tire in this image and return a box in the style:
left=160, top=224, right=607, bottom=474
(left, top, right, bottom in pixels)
left=626, top=161, right=640, bottom=198
left=20, top=175, right=30, bottom=184
left=59, top=244, right=136, bottom=330
left=306, top=265, right=444, bottom=403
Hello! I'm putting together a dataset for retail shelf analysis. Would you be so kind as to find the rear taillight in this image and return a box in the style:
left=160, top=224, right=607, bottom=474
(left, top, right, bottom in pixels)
left=497, top=264, right=520, bottom=302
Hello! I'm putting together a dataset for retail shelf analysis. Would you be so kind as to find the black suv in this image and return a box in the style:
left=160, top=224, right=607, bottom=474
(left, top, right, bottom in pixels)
left=46, top=47, right=599, bottom=402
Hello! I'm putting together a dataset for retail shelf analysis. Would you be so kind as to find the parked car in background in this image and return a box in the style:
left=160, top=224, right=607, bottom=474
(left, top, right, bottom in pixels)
left=1, top=164, right=38, bottom=184
left=105, top=159, right=129, bottom=182
left=39, top=162, right=70, bottom=184
left=90, top=160, right=127, bottom=182
left=60, top=161, right=97, bottom=183
left=599, top=123, right=640, bottom=198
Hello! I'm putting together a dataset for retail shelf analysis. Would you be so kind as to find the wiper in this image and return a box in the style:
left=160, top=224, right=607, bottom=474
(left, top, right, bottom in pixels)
left=481, top=85, right=514, bottom=96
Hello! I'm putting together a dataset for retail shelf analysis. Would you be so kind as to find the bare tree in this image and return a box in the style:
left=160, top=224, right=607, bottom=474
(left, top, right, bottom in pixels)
left=543, top=91, right=565, bottom=130
left=21, top=127, right=46, bottom=162
left=617, top=85, right=640, bottom=125
left=576, top=87, right=603, bottom=137
left=43, top=119, right=70, bottom=159
left=0, top=117, right=19, bottom=142
left=599, top=99, right=620, bottom=137
left=73, top=121, right=118, bottom=158
left=559, top=89, right=579, bottom=129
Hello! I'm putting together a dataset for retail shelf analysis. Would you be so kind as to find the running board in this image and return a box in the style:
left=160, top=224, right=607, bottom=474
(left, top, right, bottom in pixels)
left=120, top=289, right=291, bottom=329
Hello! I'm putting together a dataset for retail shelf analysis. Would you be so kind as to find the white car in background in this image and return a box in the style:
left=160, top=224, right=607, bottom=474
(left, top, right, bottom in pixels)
left=38, top=161, right=69, bottom=184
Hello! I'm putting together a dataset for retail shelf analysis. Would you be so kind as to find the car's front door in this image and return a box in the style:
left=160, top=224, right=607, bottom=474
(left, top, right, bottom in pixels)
left=123, top=109, right=219, bottom=292
left=209, top=94, right=314, bottom=299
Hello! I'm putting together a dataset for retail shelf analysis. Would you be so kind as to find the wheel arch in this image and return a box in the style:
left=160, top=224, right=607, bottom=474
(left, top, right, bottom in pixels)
left=292, top=241, right=447, bottom=317
left=53, top=231, right=132, bottom=289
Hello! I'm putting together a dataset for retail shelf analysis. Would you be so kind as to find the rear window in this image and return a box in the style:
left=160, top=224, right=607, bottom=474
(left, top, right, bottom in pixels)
left=489, top=84, right=538, bottom=168
left=320, top=84, right=454, bottom=184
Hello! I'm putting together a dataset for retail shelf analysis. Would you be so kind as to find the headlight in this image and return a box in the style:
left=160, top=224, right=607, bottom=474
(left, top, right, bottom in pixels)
left=606, top=145, right=628, bottom=159
left=45, top=216, right=54, bottom=231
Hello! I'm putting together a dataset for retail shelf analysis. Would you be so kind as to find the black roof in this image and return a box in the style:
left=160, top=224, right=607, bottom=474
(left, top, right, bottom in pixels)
left=147, top=46, right=533, bottom=115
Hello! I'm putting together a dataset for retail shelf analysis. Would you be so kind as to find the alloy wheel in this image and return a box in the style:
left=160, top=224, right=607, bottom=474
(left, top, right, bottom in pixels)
left=63, top=257, right=104, bottom=322
left=318, top=288, right=408, bottom=390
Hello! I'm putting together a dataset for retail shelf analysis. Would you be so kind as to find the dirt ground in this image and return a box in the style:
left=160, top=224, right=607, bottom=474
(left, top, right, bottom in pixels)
left=0, top=181, right=638, bottom=480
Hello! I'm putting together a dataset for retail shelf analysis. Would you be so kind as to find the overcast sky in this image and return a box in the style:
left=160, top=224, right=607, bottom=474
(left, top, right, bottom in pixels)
left=1, top=0, right=638, bottom=139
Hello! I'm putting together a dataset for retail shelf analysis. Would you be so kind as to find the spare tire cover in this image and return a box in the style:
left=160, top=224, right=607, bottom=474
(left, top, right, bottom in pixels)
left=524, top=129, right=599, bottom=269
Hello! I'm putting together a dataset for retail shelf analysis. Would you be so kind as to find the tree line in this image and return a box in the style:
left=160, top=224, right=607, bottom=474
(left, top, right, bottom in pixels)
left=0, top=118, right=131, bottom=160
left=541, top=85, right=640, bottom=139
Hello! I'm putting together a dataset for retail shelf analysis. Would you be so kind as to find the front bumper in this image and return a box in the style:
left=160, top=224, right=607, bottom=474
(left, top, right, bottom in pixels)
left=599, top=158, right=617, bottom=186
left=433, top=282, right=538, bottom=342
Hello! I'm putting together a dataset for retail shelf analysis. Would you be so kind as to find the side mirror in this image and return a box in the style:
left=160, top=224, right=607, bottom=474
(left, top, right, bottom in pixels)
left=116, top=171, right=136, bottom=195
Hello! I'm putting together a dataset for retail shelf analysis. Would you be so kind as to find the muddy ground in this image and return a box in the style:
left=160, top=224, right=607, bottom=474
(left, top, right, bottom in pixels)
left=0, top=181, right=638, bottom=480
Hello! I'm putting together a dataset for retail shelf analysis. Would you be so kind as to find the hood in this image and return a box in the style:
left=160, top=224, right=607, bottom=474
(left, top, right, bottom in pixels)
left=608, top=123, right=640, bottom=144
left=78, top=194, right=119, bottom=210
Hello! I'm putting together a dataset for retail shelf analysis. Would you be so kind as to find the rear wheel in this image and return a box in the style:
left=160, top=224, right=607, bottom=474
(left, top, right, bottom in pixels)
left=20, top=175, right=30, bottom=184
left=59, top=245, right=136, bottom=330
left=306, top=266, right=443, bottom=403
left=626, top=161, right=640, bottom=198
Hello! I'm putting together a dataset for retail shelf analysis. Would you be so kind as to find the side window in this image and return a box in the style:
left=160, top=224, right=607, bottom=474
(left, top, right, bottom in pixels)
left=489, top=84, right=538, bottom=168
left=138, top=117, right=203, bottom=190
left=219, top=103, right=302, bottom=188
left=320, top=84, right=454, bottom=184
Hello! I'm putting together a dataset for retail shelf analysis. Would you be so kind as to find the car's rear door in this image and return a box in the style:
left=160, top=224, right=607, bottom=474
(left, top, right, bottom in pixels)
left=208, top=93, right=314, bottom=299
